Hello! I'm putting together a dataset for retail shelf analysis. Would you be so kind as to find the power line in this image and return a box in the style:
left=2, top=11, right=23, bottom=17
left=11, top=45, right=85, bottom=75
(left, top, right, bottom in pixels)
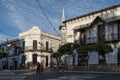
left=6, top=0, right=36, bottom=26
left=1, top=32, right=16, bottom=37
left=35, top=0, right=60, bottom=36
left=0, top=30, right=16, bottom=37
left=21, top=0, right=43, bottom=20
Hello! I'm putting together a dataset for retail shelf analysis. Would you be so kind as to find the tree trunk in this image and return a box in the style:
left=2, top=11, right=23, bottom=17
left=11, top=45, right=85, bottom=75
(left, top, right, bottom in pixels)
left=56, top=58, right=59, bottom=68
left=72, top=54, right=75, bottom=69
left=103, top=54, right=106, bottom=65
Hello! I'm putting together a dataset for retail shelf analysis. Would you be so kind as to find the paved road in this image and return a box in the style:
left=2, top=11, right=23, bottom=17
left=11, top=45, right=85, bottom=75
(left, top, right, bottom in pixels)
left=0, top=70, right=25, bottom=80
left=23, top=71, right=120, bottom=80
left=1, top=70, right=120, bottom=80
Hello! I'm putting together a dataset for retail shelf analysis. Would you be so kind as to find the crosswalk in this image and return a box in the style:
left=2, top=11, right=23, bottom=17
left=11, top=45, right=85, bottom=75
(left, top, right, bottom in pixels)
left=46, top=75, right=98, bottom=80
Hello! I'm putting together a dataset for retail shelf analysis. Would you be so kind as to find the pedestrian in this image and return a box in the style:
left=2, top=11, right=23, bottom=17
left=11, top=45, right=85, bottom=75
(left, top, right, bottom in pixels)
left=40, top=62, right=43, bottom=72
left=36, top=62, right=41, bottom=74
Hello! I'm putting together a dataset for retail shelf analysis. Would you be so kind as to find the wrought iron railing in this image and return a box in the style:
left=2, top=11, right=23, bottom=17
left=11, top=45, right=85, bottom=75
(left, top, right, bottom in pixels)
left=24, top=46, right=53, bottom=52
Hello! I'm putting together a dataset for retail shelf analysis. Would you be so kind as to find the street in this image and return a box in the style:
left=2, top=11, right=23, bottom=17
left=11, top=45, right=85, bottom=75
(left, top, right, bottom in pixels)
left=0, top=69, right=120, bottom=80
left=23, top=71, right=120, bottom=80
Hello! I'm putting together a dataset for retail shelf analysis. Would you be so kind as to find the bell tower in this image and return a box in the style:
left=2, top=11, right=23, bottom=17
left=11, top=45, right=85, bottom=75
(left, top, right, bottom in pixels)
left=62, top=8, right=65, bottom=22
left=59, top=8, right=66, bottom=45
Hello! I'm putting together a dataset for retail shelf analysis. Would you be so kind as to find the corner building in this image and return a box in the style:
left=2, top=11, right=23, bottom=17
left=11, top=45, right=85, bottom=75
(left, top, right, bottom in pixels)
left=0, top=26, right=61, bottom=69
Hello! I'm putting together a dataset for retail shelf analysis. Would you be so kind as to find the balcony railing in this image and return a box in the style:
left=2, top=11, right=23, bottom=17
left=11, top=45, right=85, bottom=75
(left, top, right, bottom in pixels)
left=84, top=33, right=118, bottom=44
left=24, top=46, right=53, bottom=52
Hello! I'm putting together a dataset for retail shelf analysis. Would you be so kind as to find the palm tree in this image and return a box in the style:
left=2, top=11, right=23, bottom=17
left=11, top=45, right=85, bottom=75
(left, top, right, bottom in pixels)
left=93, top=41, right=113, bottom=65
left=78, top=45, right=93, bottom=66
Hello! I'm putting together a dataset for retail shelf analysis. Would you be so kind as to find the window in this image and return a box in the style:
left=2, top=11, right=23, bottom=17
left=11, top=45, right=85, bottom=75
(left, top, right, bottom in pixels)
left=107, top=22, right=118, bottom=41
left=46, top=42, right=49, bottom=50
left=22, top=41, right=25, bottom=50
left=33, top=40, right=37, bottom=51
left=86, top=27, right=97, bottom=43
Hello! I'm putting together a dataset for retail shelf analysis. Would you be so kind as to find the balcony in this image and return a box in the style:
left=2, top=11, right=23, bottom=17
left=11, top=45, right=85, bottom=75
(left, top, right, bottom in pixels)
left=24, top=46, right=53, bottom=53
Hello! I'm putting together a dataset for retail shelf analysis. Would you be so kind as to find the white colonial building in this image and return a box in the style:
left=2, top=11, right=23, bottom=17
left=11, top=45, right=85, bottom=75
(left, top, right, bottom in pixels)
left=60, top=4, right=120, bottom=65
left=0, top=26, right=61, bottom=69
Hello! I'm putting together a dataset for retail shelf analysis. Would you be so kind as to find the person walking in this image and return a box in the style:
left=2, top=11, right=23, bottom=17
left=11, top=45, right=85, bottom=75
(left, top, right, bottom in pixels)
left=36, top=62, right=41, bottom=74
left=41, top=63, right=44, bottom=73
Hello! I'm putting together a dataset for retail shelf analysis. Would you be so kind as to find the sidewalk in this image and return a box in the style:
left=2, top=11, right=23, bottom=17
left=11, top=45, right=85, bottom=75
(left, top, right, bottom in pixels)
left=0, top=70, right=25, bottom=80
left=60, top=70, right=120, bottom=74
left=0, top=70, right=15, bottom=76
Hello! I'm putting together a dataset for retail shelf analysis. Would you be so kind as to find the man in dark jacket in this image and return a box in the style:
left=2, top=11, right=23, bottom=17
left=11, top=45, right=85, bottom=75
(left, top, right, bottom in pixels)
left=36, top=62, right=41, bottom=74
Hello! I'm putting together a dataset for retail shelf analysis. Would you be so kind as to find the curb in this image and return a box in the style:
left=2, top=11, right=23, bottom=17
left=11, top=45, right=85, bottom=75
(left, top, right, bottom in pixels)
left=59, top=70, right=120, bottom=74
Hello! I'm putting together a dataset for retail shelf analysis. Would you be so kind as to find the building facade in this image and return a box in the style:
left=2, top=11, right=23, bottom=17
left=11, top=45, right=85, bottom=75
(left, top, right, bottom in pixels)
left=0, top=26, right=61, bottom=69
left=60, top=4, right=120, bottom=65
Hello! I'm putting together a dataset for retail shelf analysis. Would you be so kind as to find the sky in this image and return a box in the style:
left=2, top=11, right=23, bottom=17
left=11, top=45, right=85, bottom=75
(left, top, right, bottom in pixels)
left=0, top=0, right=120, bottom=41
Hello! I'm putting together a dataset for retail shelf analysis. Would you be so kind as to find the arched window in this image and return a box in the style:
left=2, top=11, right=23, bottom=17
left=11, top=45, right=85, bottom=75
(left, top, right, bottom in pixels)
left=33, top=40, right=37, bottom=51
left=46, top=41, right=49, bottom=50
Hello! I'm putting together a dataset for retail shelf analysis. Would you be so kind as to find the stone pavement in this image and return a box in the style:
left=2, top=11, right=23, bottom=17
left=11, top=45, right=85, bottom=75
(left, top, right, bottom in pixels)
left=0, top=70, right=25, bottom=80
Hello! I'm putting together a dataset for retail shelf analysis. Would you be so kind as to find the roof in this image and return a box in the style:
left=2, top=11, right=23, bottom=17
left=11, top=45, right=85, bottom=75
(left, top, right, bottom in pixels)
left=63, top=4, right=120, bottom=23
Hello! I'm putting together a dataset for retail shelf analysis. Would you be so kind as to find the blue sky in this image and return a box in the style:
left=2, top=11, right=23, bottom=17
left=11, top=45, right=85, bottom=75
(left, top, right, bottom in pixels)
left=0, top=0, right=120, bottom=41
